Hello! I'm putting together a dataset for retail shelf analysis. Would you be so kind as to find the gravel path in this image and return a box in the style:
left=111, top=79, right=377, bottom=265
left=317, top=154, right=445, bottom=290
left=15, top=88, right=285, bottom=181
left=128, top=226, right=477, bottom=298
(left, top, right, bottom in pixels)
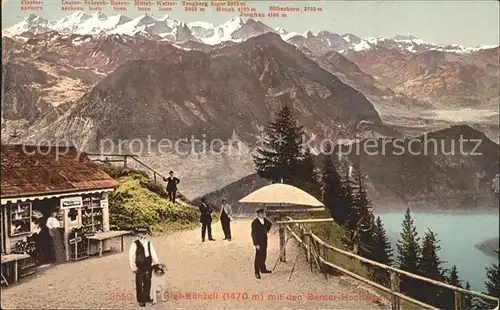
left=1, top=220, right=390, bottom=309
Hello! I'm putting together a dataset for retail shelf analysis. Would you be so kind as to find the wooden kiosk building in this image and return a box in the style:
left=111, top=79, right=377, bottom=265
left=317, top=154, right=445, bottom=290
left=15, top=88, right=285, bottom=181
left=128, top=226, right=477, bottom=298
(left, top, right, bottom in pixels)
left=1, top=145, right=123, bottom=285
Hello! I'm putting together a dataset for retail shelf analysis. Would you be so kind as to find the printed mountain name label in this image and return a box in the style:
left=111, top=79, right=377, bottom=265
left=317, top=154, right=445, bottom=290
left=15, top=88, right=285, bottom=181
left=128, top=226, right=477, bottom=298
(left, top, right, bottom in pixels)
left=156, top=1, right=176, bottom=5
left=134, top=0, right=152, bottom=5
left=110, top=0, right=128, bottom=5
left=21, top=0, right=42, bottom=4
left=84, top=0, right=107, bottom=5
left=61, top=0, right=83, bottom=4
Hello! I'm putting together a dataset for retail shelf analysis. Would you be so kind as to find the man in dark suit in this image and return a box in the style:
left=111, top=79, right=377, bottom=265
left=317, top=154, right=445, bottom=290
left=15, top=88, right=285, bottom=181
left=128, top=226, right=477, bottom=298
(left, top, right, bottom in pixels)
left=163, top=171, right=180, bottom=203
left=199, top=197, right=215, bottom=242
left=251, top=208, right=272, bottom=279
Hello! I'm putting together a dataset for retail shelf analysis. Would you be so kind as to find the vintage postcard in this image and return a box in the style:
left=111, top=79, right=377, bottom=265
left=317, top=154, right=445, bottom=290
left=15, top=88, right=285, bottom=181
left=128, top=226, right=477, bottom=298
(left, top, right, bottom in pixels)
left=1, top=1, right=499, bottom=309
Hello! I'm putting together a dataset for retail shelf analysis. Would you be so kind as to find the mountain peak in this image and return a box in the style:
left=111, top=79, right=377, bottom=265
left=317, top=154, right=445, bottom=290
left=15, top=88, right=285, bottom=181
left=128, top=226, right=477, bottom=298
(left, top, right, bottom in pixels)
left=393, top=34, right=419, bottom=41
left=224, top=16, right=244, bottom=27
left=69, top=12, right=91, bottom=21
left=25, top=14, right=38, bottom=22
left=132, top=14, right=156, bottom=26
left=93, top=11, right=107, bottom=21
left=158, top=14, right=171, bottom=21
left=275, top=27, right=288, bottom=35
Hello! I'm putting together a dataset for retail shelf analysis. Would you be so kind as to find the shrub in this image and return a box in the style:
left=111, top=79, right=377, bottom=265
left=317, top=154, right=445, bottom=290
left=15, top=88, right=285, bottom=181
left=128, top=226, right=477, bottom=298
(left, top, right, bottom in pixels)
left=104, top=167, right=199, bottom=234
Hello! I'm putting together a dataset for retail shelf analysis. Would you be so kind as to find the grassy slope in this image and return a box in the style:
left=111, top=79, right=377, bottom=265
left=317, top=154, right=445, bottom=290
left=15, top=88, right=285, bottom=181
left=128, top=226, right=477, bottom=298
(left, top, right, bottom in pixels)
left=102, top=166, right=214, bottom=234
left=291, top=211, right=368, bottom=277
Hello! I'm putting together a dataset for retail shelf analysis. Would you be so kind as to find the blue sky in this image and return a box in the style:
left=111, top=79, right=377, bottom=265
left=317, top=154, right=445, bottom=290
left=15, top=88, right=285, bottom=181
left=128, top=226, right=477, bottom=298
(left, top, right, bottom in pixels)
left=2, top=0, right=499, bottom=46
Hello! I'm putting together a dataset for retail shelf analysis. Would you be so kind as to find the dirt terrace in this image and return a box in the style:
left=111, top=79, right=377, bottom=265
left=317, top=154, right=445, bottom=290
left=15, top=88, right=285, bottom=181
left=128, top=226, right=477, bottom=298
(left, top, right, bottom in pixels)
left=1, top=220, right=390, bottom=309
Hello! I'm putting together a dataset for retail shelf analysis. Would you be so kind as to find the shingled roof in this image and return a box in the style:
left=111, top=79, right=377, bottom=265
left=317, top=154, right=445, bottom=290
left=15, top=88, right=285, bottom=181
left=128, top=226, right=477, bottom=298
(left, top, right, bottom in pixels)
left=1, top=144, right=118, bottom=198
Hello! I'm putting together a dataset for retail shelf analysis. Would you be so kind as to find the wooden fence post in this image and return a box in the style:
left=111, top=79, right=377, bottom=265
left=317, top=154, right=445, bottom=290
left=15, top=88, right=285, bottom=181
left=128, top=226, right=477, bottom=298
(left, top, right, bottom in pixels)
left=307, top=235, right=312, bottom=269
left=123, top=155, right=128, bottom=168
left=390, top=271, right=401, bottom=310
left=454, top=291, right=465, bottom=310
left=279, top=213, right=286, bottom=262
left=323, top=244, right=328, bottom=278
left=304, top=234, right=308, bottom=262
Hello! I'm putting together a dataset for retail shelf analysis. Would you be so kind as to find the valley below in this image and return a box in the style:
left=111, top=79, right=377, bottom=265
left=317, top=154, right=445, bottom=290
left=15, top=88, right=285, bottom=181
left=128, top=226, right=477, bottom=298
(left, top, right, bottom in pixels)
left=1, top=7, right=499, bottom=310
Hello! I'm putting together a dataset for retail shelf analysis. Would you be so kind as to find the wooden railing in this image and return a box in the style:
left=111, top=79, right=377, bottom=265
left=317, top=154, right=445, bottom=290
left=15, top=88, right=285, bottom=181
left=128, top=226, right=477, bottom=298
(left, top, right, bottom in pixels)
left=280, top=217, right=499, bottom=310
left=85, top=153, right=168, bottom=184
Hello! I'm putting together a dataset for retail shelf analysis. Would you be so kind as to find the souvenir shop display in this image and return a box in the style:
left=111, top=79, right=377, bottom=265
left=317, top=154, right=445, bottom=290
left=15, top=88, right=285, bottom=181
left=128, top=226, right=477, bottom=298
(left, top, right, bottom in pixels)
left=81, top=195, right=104, bottom=234
left=69, top=227, right=89, bottom=261
left=12, top=240, right=36, bottom=256
left=9, top=203, right=32, bottom=236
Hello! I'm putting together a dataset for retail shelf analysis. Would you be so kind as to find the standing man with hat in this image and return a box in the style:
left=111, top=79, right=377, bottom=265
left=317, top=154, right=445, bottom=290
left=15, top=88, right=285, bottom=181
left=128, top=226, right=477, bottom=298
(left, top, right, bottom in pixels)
left=199, top=197, right=216, bottom=242
left=129, top=227, right=159, bottom=307
left=163, top=171, right=180, bottom=203
left=220, top=198, right=233, bottom=241
left=251, top=208, right=272, bottom=279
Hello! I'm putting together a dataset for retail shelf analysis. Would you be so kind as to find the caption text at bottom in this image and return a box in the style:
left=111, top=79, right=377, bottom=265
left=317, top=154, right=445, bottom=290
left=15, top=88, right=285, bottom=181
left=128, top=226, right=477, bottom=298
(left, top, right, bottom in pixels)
left=108, top=291, right=383, bottom=302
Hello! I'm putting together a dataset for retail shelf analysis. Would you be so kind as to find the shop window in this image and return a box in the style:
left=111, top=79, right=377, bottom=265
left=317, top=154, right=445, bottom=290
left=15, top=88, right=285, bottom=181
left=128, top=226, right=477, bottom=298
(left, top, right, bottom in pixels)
left=9, top=202, right=32, bottom=236
left=82, top=194, right=104, bottom=234
left=68, top=208, right=78, bottom=221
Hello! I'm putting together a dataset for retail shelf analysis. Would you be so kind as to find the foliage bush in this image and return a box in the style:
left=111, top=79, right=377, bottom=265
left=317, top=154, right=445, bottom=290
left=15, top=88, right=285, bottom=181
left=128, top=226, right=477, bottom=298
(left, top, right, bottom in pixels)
left=103, top=166, right=190, bottom=202
left=292, top=211, right=369, bottom=278
left=102, top=166, right=199, bottom=234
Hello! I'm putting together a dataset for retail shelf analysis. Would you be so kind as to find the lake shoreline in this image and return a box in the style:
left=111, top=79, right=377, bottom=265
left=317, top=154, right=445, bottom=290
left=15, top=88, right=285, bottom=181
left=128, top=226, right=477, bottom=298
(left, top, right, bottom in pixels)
left=374, top=208, right=499, bottom=215
left=376, top=212, right=499, bottom=291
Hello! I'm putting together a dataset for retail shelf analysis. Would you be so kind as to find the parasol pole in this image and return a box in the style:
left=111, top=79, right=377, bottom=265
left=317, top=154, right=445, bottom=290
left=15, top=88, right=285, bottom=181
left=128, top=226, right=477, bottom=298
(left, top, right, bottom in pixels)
left=278, top=178, right=286, bottom=262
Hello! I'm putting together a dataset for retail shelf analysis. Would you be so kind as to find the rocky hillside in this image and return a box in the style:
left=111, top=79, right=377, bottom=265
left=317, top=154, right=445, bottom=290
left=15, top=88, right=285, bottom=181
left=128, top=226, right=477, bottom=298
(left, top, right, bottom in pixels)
left=344, top=47, right=500, bottom=108
left=207, top=125, right=499, bottom=211
left=23, top=33, right=381, bottom=149
left=297, top=48, right=428, bottom=112
left=339, top=125, right=500, bottom=210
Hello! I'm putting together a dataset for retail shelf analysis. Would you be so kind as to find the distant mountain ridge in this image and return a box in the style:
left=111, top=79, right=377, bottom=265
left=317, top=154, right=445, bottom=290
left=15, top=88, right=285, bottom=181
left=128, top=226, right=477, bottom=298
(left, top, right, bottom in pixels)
left=206, top=125, right=500, bottom=211
left=4, top=12, right=498, bottom=113
left=3, top=13, right=497, bottom=54
left=18, top=33, right=382, bottom=149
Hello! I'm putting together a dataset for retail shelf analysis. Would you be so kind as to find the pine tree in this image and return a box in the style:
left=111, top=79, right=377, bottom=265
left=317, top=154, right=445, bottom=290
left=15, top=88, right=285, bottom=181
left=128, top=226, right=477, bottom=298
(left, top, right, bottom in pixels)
left=10, top=126, right=20, bottom=138
left=396, top=208, right=421, bottom=298
left=340, top=165, right=356, bottom=249
left=321, top=155, right=349, bottom=225
left=463, top=282, right=480, bottom=310
left=370, top=216, right=394, bottom=285
left=293, top=148, right=321, bottom=199
left=447, top=265, right=462, bottom=287
left=253, top=104, right=305, bottom=183
left=419, top=229, right=447, bottom=307
left=443, top=267, right=481, bottom=310
left=344, top=163, right=375, bottom=259
left=484, top=257, right=499, bottom=298
left=477, top=252, right=499, bottom=309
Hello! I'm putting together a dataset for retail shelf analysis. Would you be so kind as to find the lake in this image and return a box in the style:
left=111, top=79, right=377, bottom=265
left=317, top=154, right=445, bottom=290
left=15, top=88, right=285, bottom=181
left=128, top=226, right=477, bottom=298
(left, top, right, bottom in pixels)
left=377, top=211, right=499, bottom=292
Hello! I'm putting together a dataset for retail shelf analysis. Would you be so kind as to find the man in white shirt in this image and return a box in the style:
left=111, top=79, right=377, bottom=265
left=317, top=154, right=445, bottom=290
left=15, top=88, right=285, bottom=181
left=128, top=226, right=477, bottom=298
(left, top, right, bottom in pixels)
left=220, top=198, right=233, bottom=241
left=46, top=212, right=60, bottom=229
left=129, top=227, right=158, bottom=307
left=46, top=211, right=63, bottom=263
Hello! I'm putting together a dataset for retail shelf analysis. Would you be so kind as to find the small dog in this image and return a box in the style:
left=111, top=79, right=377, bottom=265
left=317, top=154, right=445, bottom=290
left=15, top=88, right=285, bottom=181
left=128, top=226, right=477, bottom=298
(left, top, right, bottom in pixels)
left=150, top=263, right=166, bottom=304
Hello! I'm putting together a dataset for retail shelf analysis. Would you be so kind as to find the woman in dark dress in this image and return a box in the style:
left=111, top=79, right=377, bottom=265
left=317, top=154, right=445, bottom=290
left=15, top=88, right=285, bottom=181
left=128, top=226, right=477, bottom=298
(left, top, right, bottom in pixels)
left=36, top=217, right=54, bottom=264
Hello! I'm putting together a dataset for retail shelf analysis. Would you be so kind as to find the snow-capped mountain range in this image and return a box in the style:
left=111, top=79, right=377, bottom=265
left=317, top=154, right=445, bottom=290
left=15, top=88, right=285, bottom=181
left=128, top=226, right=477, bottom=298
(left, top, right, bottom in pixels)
left=3, top=12, right=498, bottom=54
